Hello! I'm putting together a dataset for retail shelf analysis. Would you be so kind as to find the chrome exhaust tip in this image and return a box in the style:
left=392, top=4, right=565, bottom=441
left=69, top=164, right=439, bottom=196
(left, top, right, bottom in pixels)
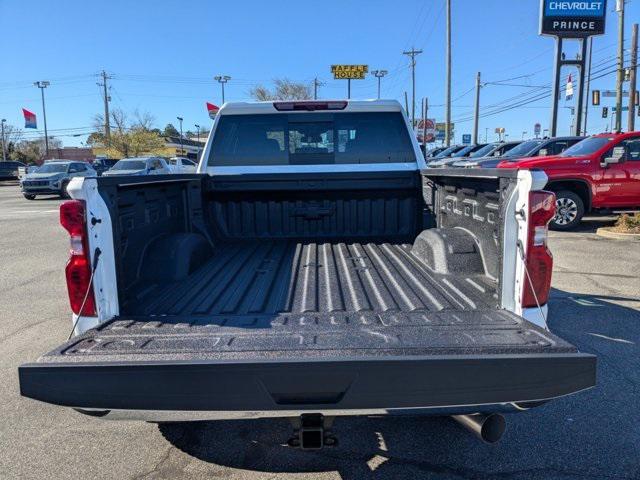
left=452, top=413, right=506, bottom=443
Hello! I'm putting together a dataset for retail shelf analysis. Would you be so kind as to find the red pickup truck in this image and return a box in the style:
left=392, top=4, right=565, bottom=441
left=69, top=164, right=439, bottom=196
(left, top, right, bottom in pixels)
left=498, top=132, right=640, bottom=230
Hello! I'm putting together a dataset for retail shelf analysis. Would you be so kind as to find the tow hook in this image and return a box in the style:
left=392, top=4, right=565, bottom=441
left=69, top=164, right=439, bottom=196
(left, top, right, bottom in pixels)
left=287, top=414, right=337, bottom=450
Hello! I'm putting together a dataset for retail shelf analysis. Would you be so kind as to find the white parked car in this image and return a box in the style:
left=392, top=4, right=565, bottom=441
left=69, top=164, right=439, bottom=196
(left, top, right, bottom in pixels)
left=101, top=157, right=172, bottom=176
left=168, top=157, right=198, bottom=173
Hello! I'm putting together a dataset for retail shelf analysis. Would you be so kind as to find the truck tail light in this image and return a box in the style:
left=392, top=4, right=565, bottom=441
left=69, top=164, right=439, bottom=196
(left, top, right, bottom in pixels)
left=60, top=200, right=97, bottom=316
left=522, top=191, right=555, bottom=308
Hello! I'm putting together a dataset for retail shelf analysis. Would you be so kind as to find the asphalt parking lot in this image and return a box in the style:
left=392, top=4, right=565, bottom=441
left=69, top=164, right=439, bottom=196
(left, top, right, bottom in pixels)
left=0, top=181, right=638, bottom=480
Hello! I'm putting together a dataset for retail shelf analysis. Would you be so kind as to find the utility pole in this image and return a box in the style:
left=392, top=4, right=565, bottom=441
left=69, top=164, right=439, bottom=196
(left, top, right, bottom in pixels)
left=194, top=124, right=201, bottom=161
left=34, top=81, right=50, bottom=157
left=445, top=0, right=452, bottom=146
left=472, top=72, right=481, bottom=144
left=97, top=70, right=111, bottom=144
left=583, top=37, right=593, bottom=135
left=313, top=77, right=324, bottom=100
left=1, top=119, right=6, bottom=162
left=403, top=47, right=423, bottom=127
left=176, top=116, right=183, bottom=156
left=615, top=0, right=625, bottom=132
left=214, top=75, right=231, bottom=103
left=371, top=70, right=388, bottom=99
left=628, top=23, right=638, bottom=131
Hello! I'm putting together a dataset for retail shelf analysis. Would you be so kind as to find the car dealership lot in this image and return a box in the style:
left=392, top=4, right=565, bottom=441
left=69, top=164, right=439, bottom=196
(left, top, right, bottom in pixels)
left=0, top=182, right=638, bottom=480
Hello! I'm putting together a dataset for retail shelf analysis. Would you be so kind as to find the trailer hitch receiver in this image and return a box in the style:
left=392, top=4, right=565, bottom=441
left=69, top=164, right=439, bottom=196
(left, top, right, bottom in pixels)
left=287, top=414, right=337, bottom=449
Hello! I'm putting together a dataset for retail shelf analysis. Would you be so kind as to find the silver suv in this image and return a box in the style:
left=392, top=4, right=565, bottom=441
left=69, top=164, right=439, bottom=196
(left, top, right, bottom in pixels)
left=20, top=160, right=96, bottom=200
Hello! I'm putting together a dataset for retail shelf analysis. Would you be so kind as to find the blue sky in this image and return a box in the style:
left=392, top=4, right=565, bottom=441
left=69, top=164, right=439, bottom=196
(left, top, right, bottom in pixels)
left=0, top=0, right=637, bottom=147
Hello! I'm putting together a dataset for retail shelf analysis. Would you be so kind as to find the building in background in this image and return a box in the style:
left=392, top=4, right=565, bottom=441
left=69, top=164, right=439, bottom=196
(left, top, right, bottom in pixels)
left=45, top=147, right=95, bottom=162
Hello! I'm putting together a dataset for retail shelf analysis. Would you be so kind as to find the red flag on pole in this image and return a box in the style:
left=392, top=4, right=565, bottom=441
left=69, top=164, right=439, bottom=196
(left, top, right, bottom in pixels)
left=206, top=102, right=219, bottom=119
left=23, top=108, right=37, bottom=129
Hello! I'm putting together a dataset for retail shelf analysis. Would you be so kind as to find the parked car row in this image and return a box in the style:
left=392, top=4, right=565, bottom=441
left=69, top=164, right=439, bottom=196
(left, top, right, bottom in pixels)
left=16, top=156, right=199, bottom=199
left=425, top=132, right=640, bottom=230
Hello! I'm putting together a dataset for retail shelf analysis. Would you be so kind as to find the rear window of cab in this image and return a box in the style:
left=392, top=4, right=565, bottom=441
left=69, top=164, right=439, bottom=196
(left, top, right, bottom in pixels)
left=208, top=112, right=415, bottom=166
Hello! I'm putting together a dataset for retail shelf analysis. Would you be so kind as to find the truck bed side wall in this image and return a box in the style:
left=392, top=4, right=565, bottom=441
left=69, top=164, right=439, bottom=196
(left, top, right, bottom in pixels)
left=97, top=175, right=205, bottom=307
left=421, top=170, right=519, bottom=294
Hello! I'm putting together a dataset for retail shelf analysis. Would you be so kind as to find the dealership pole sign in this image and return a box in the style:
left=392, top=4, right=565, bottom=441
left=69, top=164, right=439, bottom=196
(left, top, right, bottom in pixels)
left=540, top=1, right=607, bottom=37
left=540, top=0, right=607, bottom=137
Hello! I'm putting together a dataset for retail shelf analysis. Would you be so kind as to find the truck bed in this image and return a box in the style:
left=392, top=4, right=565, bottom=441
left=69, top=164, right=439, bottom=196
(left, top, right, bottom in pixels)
left=19, top=173, right=596, bottom=414
left=37, top=240, right=573, bottom=364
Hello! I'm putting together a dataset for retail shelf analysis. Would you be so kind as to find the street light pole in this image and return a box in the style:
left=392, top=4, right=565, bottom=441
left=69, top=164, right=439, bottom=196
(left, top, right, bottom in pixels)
left=1, top=119, right=6, bottom=162
left=214, top=75, right=231, bottom=104
left=371, top=70, right=388, bottom=99
left=34, top=81, right=50, bottom=157
left=194, top=124, right=201, bottom=161
left=176, top=116, right=183, bottom=156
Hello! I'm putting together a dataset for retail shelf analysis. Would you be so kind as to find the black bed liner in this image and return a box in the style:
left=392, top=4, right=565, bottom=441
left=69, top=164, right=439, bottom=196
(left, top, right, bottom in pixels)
left=132, top=240, right=497, bottom=317
left=20, top=239, right=596, bottom=411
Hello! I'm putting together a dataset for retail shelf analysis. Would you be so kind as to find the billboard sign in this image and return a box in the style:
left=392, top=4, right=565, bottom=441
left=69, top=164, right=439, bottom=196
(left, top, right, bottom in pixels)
left=331, top=65, right=369, bottom=80
left=435, top=122, right=454, bottom=140
left=415, top=118, right=436, bottom=143
left=462, top=134, right=471, bottom=145
left=539, top=0, right=607, bottom=37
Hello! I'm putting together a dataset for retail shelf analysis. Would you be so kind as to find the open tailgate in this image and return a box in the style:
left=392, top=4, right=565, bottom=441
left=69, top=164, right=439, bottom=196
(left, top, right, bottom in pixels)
left=19, top=312, right=596, bottom=412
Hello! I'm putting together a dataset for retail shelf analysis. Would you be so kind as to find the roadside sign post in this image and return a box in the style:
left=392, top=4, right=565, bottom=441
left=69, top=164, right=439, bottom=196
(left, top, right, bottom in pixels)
left=540, top=0, right=607, bottom=136
left=331, top=65, right=368, bottom=99
left=534, top=123, right=541, bottom=138
left=462, top=134, right=471, bottom=145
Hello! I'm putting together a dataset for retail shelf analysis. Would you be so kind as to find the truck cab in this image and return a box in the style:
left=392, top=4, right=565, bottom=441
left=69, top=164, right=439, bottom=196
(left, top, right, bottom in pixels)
left=498, top=132, right=640, bottom=230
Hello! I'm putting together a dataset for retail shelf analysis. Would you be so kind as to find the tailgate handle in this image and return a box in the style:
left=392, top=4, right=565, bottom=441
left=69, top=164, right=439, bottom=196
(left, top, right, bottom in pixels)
left=271, top=392, right=346, bottom=405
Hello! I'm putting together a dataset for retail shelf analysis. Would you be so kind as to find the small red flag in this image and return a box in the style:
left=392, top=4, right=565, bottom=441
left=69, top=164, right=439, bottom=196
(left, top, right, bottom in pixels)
left=206, top=102, right=219, bottom=119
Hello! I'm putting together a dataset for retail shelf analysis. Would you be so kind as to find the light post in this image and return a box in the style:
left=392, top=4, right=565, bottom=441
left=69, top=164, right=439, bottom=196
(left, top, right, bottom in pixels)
left=194, top=124, right=201, bottom=161
left=214, top=75, right=231, bottom=103
left=371, top=70, right=388, bottom=99
left=1, top=119, right=6, bottom=162
left=33, top=81, right=50, bottom=157
left=176, top=116, right=183, bottom=156
left=522, top=131, right=528, bottom=140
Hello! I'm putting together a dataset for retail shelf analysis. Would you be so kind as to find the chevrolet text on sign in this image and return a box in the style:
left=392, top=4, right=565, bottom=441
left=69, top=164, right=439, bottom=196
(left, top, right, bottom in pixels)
left=540, top=0, right=606, bottom=37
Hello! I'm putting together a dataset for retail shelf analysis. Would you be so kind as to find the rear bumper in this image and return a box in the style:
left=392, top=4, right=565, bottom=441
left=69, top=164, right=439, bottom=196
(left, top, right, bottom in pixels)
left=20, top=353, right=596, bottom=414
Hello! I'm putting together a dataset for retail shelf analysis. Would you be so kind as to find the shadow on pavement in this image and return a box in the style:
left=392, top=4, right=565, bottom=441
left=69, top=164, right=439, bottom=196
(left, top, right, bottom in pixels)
left=157, top=288, right=639, bottom=480
left=563, top=215, right=617, bottom=234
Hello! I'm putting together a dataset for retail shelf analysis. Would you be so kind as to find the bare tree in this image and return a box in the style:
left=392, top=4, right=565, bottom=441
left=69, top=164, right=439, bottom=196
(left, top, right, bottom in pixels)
left=132, top=109, right=155, bottom=131
left=250, top=78, right=312, bottom=101
left=14, top=137, right=62, bottom=163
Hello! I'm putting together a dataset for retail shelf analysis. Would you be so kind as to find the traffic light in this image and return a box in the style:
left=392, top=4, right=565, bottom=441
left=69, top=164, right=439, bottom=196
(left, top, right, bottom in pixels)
left=592, top=90, right=600, bottom=106
left=602, top=107, right=608, bottom=118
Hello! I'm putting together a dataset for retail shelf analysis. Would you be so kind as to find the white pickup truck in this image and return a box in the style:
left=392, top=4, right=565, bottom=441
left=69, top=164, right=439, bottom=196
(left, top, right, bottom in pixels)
left=19, top=100, right=595, bottom=446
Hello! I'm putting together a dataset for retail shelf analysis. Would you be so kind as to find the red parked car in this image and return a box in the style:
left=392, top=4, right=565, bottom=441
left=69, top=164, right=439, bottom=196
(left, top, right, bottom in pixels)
left=497, top=132, right=640, bottom=230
